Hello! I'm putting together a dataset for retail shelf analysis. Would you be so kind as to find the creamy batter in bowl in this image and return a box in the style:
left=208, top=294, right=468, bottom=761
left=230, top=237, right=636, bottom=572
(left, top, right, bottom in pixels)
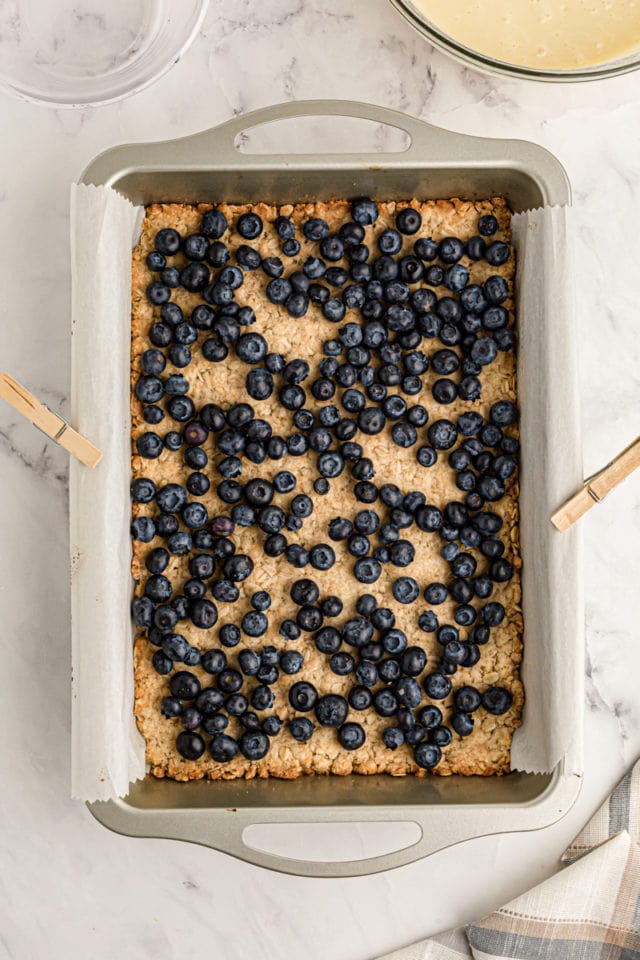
left=390, top=0, right=640, bottom=81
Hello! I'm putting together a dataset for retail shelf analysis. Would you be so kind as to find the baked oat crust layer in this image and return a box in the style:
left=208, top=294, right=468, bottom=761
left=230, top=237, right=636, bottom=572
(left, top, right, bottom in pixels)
left=131, top=197, right=523, bottom=781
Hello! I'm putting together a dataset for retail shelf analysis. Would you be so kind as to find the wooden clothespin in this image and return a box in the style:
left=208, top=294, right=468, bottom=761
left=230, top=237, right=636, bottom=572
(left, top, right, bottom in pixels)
left=551, top=435, right=640, bottom=532
left=0, top=372, right=102, bottom=468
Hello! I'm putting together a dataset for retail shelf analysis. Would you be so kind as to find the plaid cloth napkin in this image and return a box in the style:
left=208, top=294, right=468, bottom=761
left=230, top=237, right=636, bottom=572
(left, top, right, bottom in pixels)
left=377, top=758, right=640, bottom=960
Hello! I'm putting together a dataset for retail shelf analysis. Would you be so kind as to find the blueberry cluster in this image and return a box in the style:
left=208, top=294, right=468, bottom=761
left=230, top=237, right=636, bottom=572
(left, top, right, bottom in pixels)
left=132, top=199, right=518, bottom=771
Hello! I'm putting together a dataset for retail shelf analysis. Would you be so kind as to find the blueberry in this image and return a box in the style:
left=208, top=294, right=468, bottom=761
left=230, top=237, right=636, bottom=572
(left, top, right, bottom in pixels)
left=372, top=689, right=398, bottom=717
left=466, top=235, right=487, bottom=260
left=287, top=681, right=317, bottom=713
left=329, top=652, right=354, bottom=676
left=279, top=650, right=303, bottom=676
left=233, top=212, right=262, bottom=240
left=248, top=684, right=273, bottom=712
left=383, top=728, right=405, bottom=750
left=262, top=716, right=283, bottom=737
left=282, top=238, right=301, bottom=256
left=431, top=379, right=457, bottom=406
left=414, top=237, right=438, bottom=261
left=136, top=432, right=163, bottom=459
left=285, top=544, right=309, bottom=568
left=289, top=717, right=314, bottom=743
left=414, top=742, right=442, bottom=769
left=453, top=685, right=481, bottom=713
left=400, top=646, right=428, bottom=677
left=207, top=733, right=238, bottom=762
left=353, top=558, right=382, bottom=583
left=439, top=237, right=464, bottom=263
left=427, top=419, right=458, bottom=450
left=237, top=731, right=269, bottom=761
left=393, top=577, right=419, bottom=604
left=354, top=661, right=378, bottom=688
left=290, top=494, right=313, bottom=519
left=309, top=694, right=348, bottom=728
left=416, top=705, right=442, bottom=730
left=308, top=543, right=335, bottom=571
left=429, top=725, right=453, bottom=747
left=490, top=558, right=513, bottom=582
left=395, top=677, right=422, bottom=708
left=174, top=731, right=205, bottom=760
left=317, top=451, right=345, bottom=479
left=444, top=264, right=469, bottom=292
left=351, top=198, right=378, bottom=225
left=485, top=240, right=510, bottom=267
left=338, top=722, right=365, bottom=750
left=423, top=672, right=452, bottom=700
left=379, top=659, right=401, bottom=684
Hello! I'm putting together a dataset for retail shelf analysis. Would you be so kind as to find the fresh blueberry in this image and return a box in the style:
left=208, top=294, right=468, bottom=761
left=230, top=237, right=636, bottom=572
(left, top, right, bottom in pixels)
left=289, top=681, right=318, bottom=712
left=393, top=577, right=420, bottom=604
left=383, top=727, right=405, bottom=750
left=427, top=419, right=458, bottom=450
left=330, top=652, right=355, bottom=675
left=313, top=694, right=348, bottom=728
left=429, top=725, right=453, bottom=747
left=338, top=722, right=365, bottom=750
left=423, top=672, right=452, bottom=700
left=400, top=646, right=427, bottom=677
left=351, top=199, right=378, bottom=225
left=418, top=610, right=438, bottom=633
left=289, top=717, right=314, bottom=742
left=395, top=677, right=422, bottom=708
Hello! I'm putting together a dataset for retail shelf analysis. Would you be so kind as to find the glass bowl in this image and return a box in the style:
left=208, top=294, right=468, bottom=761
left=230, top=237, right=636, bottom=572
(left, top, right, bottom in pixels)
left=389, top=0, right=640, bottom=82
left=0, top=0, right=209, bottom=107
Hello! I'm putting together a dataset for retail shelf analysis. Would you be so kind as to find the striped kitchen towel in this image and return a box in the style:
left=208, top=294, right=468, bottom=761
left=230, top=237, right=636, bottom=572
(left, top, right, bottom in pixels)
left=377, top=757, right=640, bottom=960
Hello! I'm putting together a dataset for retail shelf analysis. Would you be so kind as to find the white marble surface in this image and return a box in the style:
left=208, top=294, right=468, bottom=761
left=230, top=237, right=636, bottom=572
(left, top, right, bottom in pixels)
left=1, top=1, right=640, bottom=957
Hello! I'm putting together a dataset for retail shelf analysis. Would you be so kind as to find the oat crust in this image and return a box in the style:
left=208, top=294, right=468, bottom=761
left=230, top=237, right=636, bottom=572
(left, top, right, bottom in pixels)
left=131, top=198, right=523, bottom=782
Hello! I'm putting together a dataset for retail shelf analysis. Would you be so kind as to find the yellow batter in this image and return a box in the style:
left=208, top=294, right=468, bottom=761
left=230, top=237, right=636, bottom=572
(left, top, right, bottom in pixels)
left=412, top=0, right=640, bottom=70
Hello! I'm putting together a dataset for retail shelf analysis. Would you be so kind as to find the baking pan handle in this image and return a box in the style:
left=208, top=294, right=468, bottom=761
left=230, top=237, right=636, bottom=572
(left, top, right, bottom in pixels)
left=179, top=99, right=461, bottom=164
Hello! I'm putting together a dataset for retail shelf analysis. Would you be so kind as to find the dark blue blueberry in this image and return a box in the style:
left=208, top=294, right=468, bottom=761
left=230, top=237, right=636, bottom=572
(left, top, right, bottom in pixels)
left=238, top=731, right=269, bottom=761
left=418, top=705, right=443, bottom=729
left=313, top=626, right=341, bottom=655
left=161, top=266, right=180, bottom=288
left=296, top=605, right=323, bottom=632
left=347, top=534, right=370, bottom=559
left=382, top=727, right=405, bottom=750
left=154, top=227, right=181, bottom=255
left=373, top=688, right=398, bottom=717
left=151, top=650, right=173, bottom=675
left=466, top=235, right=487, bottom=260
left=481, top=686, right=513, bottom=714
left=280, top=619, right=301, bottom=641
left=439, top=236, right=464, bottom=263
left=379, top=659, right=401, bottom=684
left=131, top=478, right=157, bottom=504
left=312, top=694, right=348, bottom=728
left=354, top=661, right=378, bottom=688
left=175, top=731, right=205, bottom=760
left=211, top=579, right=240, bottom=604
left=131, top=516, right=156, bottom=542
left=251, top=684, right=274, bottom=711
left=429, top=725, right=453, bottom=748
left=266, top=277, right=293, bottom=305
left=279, top=650, right=303, bottom=675
left=382, top=631, right=407, bottom=655
left=454, top=685, right=482, bottom=713
left=413, top=742, right=441, bottom=769
left=281, top=238, right=300, bottom=256
left=392, top=577, right=419, bottom=604
left=200, top=208, right=228, bottom=239
left=454, top=604, right=477, bottom=628
left=310, top=543, right=336, bottom=570
left=400, top=646, right=428, bottom=677
left=321, top=595, right=343, bottom=619
left=338, top=722, right=365, bottom=750
left=417, top=446, right=437, bottom=468
left=478, top=214, right=498, bottom=237
left=302, top=217, right=328, bottom=242
left=264, top=533, right=287, bottom=557
left=418, top=610, right=438, bottom=634
left=485, top=240, right=510, bottom=267
left=431, top=378, right=457, bottom=406
left=234, top=332, right=267, bottom=365
left=262, top=716, right=283, bottom=737
left=132, top=596, right=154, bottom=629
left=136, top=432, right=163, bottom=459
left=246, top=368, right=274, bottom=402
left=148, top=322, right=173, bottom=347
left=168, top=344, right=191, bottom=368
left=289, top=717, right=314, bottom=743
left=202, top=713, right=229, bottom=735
left=394, top=206, right=421, bottom=235
left=395, top=677, right=422, bottom=708
left=321, top=297, right=345, bottom=323
left=389, top=422, right=416, bottom=449
left=482, top=601, right=506, bottom=627
left=328, top=652, right=354, bottom=676
left=235, top=212, right=262, bottom=240
left=351, top=199, right=378, bottom=225
left=427, top=419, right=458, bottom=450
left=443, top=263, right=469, bottom=292
left=423, top=672, right=452, bottom=700
left=208, top=733, right=238, bottom=762
left=285, top=544, right=309, bottom=568
left=168, top=670, right=201, bottom=701
left=473, top=577, right=493, bottom=601
left=288, top=681, right=318, bottom=713
left=200, top=338, right=227, bottom=363
left=377, top=229, right=403, bottom=255
left=413, top=236, right=438, bottom=261
left=449, top=713, right=473, bottom=737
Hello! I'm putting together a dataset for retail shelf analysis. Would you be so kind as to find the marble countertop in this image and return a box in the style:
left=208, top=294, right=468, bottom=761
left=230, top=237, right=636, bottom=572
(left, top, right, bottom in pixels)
left=2, top=1, right=640, bottom=957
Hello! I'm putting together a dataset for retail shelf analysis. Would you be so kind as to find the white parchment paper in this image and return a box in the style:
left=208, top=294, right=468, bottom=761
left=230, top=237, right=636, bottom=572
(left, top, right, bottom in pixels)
left=70, top=184, right=145, bottom=801
left=70, top=187, right=582, bottom=801
left=511, top=205, right=583, bottom=776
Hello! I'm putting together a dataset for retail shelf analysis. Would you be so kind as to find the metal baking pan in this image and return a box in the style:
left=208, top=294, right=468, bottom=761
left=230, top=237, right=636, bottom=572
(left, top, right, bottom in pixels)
left=80, top=100, right=582, bottom=877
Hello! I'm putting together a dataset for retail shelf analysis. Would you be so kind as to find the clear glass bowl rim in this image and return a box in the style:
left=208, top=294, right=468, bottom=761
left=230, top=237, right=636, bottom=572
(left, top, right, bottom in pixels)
left=0, top=0, right=210, bottom=107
